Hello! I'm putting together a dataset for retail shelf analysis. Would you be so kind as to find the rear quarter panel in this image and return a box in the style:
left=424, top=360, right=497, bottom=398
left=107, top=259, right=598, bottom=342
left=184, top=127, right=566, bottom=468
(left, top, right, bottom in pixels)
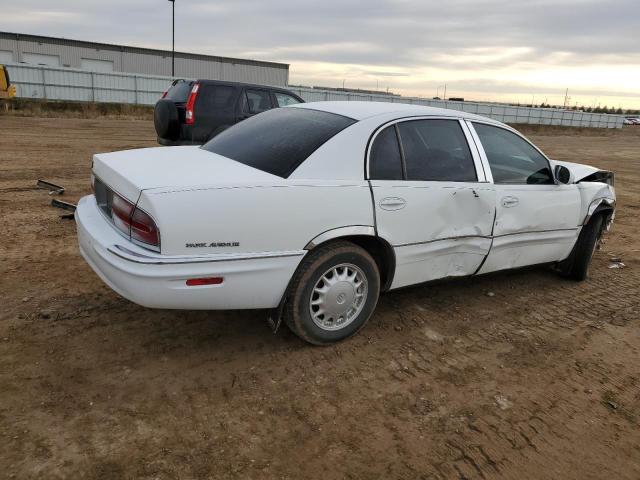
left=137, top=181, right=374, bottom=255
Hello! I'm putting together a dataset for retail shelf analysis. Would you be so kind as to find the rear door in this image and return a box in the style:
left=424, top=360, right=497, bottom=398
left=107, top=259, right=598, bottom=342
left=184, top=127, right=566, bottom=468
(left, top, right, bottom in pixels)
left=193, top=83, right=238, bottom=141
left=468, top=121, right=582, bottom=273
left=368, top=118, right=496, bottom=289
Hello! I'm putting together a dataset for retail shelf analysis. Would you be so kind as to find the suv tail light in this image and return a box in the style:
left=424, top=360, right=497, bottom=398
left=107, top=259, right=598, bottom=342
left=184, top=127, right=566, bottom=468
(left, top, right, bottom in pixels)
left=185, top=82, right=200, bottom=125
left=108, top=190, right=160, bottom=249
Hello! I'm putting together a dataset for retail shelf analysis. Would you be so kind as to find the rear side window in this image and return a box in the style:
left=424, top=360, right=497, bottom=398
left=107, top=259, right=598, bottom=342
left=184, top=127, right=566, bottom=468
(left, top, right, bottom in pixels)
left=202, top=107, right=356, bottom=178
left=164, top=80, right=193, bottom=102
left=369, top=125, right=403, bottom=180
left=195, top=85, right=236, bottom=112
left=245, top=89, right=273, bottom=114
left=398, top=119, right=477, bottom=182
left=473, top=123, right=553, bottom=184
left=274, top=92, right=302, bottom=107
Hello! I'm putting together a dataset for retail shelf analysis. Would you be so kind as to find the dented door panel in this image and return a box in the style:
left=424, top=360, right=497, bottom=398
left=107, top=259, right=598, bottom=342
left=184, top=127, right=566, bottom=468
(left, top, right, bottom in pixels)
left=392, top=236, right=492, bottom=289
left=493, top=184, right=582, bottom=235
left=371, top=181, right=496, bottom=288
left=478, top=184, right=582, bottom=273
left=479, top=228, right=580, bottom=274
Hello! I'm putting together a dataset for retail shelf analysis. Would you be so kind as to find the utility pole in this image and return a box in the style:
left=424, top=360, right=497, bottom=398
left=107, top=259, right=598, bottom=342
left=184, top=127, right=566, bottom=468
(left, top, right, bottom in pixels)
left=169, top=0, right=175, bottom=77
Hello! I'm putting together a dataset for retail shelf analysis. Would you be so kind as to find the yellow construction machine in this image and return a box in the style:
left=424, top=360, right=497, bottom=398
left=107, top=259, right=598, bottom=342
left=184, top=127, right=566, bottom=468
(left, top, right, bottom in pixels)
left=0, top=65, right=16, bottom=98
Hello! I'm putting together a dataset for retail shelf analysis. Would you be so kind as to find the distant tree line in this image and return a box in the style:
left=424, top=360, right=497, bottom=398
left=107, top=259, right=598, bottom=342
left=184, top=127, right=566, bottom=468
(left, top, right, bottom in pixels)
left=529, top=103, right=639, bottom=115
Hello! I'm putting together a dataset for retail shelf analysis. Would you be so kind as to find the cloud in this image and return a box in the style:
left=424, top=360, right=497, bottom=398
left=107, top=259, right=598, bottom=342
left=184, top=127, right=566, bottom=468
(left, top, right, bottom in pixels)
left=1, top=0, right=639, bottom=107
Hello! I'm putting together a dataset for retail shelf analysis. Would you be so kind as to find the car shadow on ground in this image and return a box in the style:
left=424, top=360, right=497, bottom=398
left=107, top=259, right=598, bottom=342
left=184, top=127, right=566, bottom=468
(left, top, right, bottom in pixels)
left=59, top=263, right=564, bottom=358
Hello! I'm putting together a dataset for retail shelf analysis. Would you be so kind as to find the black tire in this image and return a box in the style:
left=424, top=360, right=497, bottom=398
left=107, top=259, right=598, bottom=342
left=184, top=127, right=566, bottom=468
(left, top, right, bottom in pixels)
left=558, top=215, right=604, bottom=281
left=284, top=241, right=380, bottom=345
left=154, top=100, right=180, bottom=140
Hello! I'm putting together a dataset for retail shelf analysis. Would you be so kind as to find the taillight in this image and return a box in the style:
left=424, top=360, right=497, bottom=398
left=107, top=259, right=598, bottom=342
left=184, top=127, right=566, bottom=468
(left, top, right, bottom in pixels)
left=161, top=89, right=168, bottom=99
left=130, top=208, right=159, bottom=246
left=185, top=82, right=200, bottom=125
left=111, top=193, right=135, bottom=235
left=109, top=191, right=160, bottom=249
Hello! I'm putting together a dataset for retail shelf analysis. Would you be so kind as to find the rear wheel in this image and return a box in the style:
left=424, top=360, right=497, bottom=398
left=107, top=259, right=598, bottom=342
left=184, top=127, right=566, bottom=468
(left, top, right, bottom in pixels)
left=284, top=241, right=380, bottom=345
left=558, top=215, right=604, bottom=281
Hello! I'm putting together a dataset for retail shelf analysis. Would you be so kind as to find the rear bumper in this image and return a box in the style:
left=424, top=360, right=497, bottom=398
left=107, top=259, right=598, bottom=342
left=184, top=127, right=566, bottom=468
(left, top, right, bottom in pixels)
left=75, top=195, right=304, bottom=309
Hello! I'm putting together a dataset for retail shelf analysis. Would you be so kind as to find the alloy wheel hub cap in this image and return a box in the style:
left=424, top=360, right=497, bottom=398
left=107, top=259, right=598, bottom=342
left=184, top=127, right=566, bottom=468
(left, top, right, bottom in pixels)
left=309, top=263, right=368, bottom=331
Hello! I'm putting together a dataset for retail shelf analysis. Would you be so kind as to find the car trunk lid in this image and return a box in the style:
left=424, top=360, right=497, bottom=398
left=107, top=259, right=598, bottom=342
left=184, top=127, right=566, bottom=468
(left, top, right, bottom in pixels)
left=92, top=146, right=281, bottom=201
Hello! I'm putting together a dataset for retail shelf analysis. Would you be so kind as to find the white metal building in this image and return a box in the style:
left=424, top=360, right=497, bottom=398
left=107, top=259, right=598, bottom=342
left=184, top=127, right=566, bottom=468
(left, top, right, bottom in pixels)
left=0, top=31, right=289, bottom=86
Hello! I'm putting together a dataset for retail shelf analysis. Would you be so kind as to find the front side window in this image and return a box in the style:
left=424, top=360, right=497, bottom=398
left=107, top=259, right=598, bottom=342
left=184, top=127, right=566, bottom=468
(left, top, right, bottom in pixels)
left=369, top=125, right=403, bottom=180
left=397, top=119, right=477, bottom=182
left=473, top=123, right=553, bottom=184
left=202, top=107, right=356, bottom=178
left=245, top=89, right=273, bottom=114
left=274, top=92, right=302, bottom=107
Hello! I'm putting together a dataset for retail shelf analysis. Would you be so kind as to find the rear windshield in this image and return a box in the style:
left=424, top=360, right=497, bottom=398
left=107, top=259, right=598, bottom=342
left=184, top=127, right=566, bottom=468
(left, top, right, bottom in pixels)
left=165, top=80, right=193, bottom=102
left=201, top=107, right=356, bottom=178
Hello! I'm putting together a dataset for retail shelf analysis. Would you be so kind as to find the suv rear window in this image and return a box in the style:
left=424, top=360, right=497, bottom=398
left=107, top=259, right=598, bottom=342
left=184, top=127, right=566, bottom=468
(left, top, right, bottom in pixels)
left=202, top=107, right=356, bottom=178
left=165, top=80, right=193, bottom=102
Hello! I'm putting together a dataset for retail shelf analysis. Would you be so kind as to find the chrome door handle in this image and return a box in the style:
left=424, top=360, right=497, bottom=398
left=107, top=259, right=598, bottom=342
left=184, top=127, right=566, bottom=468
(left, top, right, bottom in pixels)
left=379, top=197, right=407, bottom=211
left=501, top=196, right=519, bottom=208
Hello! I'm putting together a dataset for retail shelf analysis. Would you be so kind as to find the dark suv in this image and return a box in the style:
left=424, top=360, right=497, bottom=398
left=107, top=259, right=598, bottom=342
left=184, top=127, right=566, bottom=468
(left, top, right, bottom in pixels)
left=154, top=79, right=305, bottom=146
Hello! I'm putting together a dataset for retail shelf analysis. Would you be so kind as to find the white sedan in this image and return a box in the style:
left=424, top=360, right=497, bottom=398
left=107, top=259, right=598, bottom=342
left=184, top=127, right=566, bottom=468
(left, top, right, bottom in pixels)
left=76, top=102, right=615, bottom=344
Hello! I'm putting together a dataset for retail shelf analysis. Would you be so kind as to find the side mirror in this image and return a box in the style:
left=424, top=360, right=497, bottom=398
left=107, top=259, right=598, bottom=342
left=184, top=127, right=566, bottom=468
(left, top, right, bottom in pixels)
left=554, top=165, right=572, bottom=184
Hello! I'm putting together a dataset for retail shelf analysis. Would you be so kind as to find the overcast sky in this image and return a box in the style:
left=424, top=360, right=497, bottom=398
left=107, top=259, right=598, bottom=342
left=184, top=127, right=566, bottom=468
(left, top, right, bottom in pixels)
left=3, top=0, right=640, bottom=108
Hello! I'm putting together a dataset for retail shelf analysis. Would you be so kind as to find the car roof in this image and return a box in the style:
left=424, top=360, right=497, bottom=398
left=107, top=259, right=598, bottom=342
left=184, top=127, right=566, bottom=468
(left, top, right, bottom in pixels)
left=289, top=100, right=500, bottom=124
left=194, top=78, right=299, bottom=94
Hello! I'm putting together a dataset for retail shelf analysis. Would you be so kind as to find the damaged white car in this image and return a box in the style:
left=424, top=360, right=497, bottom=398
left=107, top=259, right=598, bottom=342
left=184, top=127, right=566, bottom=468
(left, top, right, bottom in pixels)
left=76, top=102, right=615, bottom=344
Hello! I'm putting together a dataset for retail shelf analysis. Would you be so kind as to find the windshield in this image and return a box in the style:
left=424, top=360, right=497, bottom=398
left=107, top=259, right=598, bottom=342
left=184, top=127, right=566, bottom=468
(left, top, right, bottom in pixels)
left=201, top=107, right=356, bottom=178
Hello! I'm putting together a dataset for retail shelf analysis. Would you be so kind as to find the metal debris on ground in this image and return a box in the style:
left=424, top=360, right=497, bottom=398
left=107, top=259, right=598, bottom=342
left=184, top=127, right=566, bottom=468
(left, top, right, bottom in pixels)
left=608, top=258, right=626, bottom=269
left=36, top=179, right=65, bottom=195
left=606, top=400, right=619, bottom=410
left=494, top=395, right=513, bottom=410
left=51, top=199, right=76, bottom=212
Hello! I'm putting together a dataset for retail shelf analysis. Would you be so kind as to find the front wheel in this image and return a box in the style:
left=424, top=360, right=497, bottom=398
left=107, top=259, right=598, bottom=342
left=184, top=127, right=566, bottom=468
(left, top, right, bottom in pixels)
left=284, top=241, right=380, bottom=345
left=558, top=215, right=604, bottom=281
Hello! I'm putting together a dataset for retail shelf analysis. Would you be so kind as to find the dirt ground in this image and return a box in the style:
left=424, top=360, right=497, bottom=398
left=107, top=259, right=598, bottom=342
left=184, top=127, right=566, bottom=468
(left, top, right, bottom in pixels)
left=0, top=115, right=639, bottom=480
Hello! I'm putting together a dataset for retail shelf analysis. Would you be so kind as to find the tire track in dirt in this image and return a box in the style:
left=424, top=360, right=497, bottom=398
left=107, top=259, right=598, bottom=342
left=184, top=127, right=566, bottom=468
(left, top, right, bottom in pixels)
left=1, top=116, right=639, bottom=479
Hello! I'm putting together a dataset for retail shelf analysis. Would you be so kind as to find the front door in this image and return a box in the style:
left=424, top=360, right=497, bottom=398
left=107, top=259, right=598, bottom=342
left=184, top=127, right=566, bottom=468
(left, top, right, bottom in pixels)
left=368, top=118, right=496, bottom=289
left=468, top=121, right=582, bottom=274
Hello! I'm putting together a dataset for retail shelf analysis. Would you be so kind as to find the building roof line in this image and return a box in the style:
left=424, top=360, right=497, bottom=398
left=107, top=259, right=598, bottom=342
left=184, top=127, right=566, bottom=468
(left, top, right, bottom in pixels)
left=0, top=31, right=289, bottom=70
